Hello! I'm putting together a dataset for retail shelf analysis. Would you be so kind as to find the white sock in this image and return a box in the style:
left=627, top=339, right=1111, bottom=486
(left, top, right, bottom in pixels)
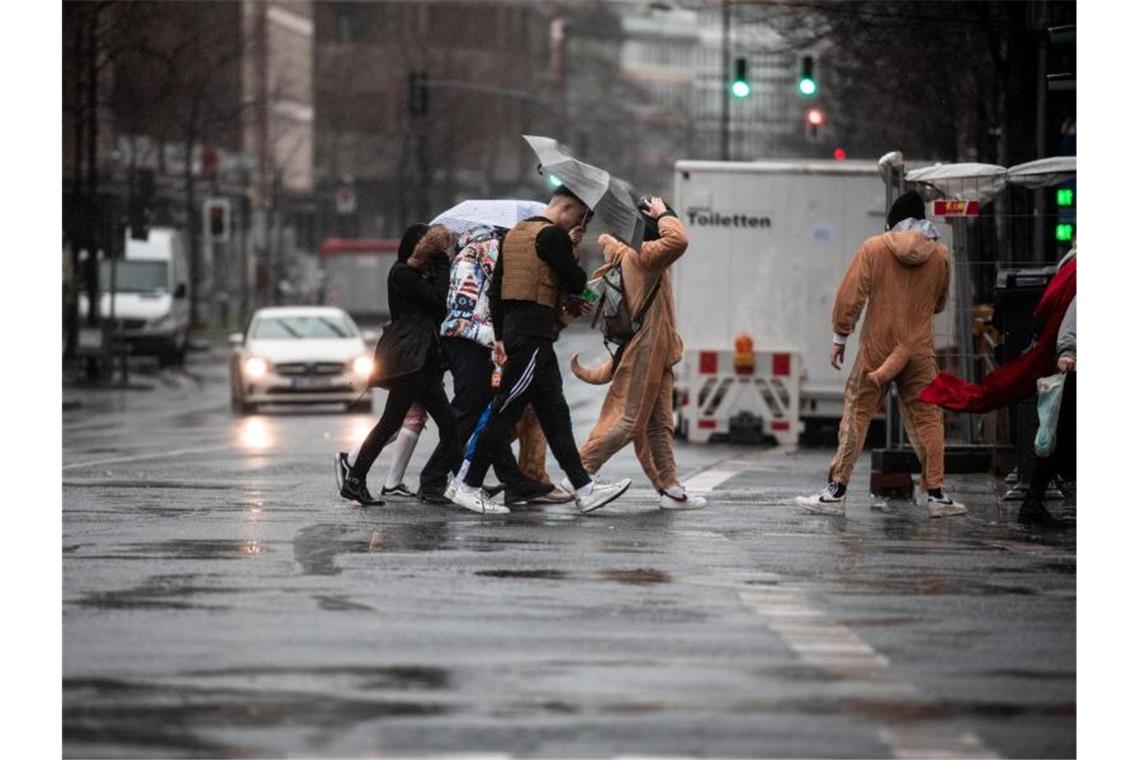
left=458, top=481, right=479, bottom=496
left=663, top=484, right=686, bottom=499
left=575, top=480, right=595, bottom=500
left=456, top=460, right=471, bottom=485
left=384, top=428, right=420, bottom=489
left=347, top=445, right=361, bottom=468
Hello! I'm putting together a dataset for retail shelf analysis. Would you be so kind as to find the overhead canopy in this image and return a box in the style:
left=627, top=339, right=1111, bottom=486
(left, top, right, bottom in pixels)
left=1006, top=156, right=1077, bottom=189
left=901, top=155, right=1076, bottom=205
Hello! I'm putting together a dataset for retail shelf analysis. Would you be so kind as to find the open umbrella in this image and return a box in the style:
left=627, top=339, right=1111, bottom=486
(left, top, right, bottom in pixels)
left=430, top=199, right=547, bottom=235
left=522, top=135, right=644, bottom=248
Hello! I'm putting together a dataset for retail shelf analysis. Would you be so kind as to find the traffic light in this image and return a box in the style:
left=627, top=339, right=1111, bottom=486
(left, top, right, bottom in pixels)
left=1055, top=183, right=1075, bottom=243
left=797, top=55, right=818, bottom=98
left=408, top=70, right=428, bottom=116
left=205, top=198, right=230, bottom=242
left=731, top=57, right=751, bottom=99
left=805, top=107, right=824, bottom=140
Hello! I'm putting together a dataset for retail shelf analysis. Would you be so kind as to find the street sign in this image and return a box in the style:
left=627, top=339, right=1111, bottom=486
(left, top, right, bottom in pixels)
left=335, top=186, right=356, bottom=215
left=933, top=199, right=980, bottom=217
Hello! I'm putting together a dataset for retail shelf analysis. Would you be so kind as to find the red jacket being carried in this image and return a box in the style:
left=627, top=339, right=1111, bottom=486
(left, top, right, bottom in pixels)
left=919, top=254, right=1076, bottom=412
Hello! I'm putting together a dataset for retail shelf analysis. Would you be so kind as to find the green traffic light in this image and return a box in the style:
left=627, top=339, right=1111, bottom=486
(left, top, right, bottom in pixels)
left=731, top=80, right=751, bottom=98
left=1056, top=188, right=1074, bottom=207
left=1055, top=223, right=1074, bottom=242
left=797, top=77, right=817, bottom=97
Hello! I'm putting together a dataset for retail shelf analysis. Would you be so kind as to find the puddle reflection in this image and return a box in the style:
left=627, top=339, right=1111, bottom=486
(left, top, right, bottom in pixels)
left=237, top=417, right=273, bottom=451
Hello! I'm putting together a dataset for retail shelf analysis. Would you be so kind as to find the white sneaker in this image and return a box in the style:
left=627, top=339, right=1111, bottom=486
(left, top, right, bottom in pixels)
left=449, top=487, right=510, bottom=515
left=576, top=478, right=632, bottom=513
left=444, top=473, right=457, bottom=501
left=793, top=484, right=847, bottom=516
left=927, top=492, right=967, bottom=518
left=659, top=486, right=709, bottom=510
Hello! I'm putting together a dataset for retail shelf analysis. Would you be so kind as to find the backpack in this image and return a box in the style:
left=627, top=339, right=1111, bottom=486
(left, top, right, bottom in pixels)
left=590, top=262, right=661, bottom=354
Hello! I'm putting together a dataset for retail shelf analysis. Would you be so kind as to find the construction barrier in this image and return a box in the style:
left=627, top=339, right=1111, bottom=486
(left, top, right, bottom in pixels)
left=678, top=348, right=802, bottom=447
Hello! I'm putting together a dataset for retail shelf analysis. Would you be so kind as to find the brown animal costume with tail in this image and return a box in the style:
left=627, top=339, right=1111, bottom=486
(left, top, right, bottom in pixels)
left=827, top=211, right=951, bottom=492
left=573, top=214, right=688, bottom=491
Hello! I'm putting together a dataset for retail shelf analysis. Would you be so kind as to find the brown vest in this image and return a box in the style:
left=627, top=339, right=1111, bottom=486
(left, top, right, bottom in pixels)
left=500, top=220, right=559, bottom=309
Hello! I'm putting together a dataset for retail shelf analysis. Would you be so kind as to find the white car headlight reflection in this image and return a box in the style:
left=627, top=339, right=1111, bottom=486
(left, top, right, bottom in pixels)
left=352, top=356, right=374, bottom=377
left=244, top=357, right=269, bottom=379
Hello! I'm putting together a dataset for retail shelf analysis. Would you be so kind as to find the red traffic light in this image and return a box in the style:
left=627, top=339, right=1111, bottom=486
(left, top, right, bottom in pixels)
left=806, top=108, right=824, bottom=126
left=833, top=147, right=846, bottom=160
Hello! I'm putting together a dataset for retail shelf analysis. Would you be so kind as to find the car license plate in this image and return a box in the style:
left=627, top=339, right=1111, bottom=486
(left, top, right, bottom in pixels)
left=291, top=376, right=332, bottom=390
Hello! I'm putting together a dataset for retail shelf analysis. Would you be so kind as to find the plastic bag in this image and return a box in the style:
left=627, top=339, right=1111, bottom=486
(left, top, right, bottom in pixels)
left=1034, top=373, right=1067, bottom=457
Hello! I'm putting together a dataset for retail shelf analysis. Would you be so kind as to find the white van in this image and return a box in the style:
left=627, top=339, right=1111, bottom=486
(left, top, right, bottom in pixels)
left=82, top=227, right=191, bottom=365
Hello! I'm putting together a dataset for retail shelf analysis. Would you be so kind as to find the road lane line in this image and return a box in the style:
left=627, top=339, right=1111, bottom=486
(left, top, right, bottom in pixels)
left=62, top=444, right=230, bottom=470
left=724, top=575, right=1000, bottom=758
left=682, top=454, right=767, bottom=491
left=880, top=727, right=1001, bottom=759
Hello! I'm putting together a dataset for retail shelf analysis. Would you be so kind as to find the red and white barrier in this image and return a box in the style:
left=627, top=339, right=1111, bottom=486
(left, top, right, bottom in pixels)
left=678, top=348, right=803, bottom=446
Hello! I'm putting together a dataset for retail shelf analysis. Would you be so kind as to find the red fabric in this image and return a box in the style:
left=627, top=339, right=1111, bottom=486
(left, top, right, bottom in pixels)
left=919, top=259, right=1076, bottom=412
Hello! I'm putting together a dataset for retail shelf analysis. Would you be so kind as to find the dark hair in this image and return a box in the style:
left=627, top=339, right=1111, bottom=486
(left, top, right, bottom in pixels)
left=551, top=184, right=586, bottom=208
left=887, top=191, right=926, bottom=229
left=640, top=199, right=677, bottom=242
left=398, top=223, right=429, bottom=262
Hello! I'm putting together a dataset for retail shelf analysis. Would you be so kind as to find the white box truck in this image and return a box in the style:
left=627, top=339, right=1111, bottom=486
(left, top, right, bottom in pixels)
left=671, top=159, right=954, bottom=444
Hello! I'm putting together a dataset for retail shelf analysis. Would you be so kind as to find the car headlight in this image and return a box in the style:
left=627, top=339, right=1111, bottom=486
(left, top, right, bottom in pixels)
left=352, top=356, right=374, bottom=377
left=244, top=357, right=269, bottom=379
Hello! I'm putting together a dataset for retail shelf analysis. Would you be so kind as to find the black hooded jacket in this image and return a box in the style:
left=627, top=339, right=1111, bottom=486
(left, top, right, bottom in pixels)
left=370, top=225, right=451, bottom=388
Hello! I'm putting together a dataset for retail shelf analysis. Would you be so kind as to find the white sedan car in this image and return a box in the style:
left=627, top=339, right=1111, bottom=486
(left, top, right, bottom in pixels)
left=229, top=306, right=376, bottom=414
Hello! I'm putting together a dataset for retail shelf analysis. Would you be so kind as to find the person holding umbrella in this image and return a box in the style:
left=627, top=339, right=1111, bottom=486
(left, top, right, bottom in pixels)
left=415, top=222, right=559, bottom=506
left=449, top=186, right=632, bottom=514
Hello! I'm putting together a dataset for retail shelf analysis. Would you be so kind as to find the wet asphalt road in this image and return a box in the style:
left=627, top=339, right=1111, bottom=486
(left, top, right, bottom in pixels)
left=62, top=329, right=1075, bottom=759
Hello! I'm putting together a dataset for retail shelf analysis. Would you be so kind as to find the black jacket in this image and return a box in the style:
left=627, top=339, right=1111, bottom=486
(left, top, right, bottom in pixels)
left=371, top=254, right=450, bottom=388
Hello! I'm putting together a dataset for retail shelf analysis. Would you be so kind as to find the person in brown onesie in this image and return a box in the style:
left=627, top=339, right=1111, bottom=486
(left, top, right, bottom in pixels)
left=794, top=191, right=967, bottom=518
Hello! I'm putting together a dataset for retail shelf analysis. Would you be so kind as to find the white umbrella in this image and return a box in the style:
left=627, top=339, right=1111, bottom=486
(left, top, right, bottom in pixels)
left=522, top=134, right=644, bottom=248
left=430, top=199, right=546, bottom=234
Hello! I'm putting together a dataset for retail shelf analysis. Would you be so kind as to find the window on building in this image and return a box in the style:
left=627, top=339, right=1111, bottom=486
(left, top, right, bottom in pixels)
left=334, top=2, right=359, bottom=43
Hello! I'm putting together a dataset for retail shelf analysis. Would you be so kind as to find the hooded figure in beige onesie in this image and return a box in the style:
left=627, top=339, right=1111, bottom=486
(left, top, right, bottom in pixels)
left=571, top=197, right=708, bottom=510
left=794, top=191, right=967, bottom=519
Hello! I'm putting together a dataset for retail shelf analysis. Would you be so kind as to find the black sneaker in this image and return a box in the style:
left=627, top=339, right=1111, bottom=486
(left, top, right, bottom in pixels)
left=503, top=478, right=556, bottom=505
left=418, top=490, right=451, bottom=505
left=485, top=483, right=507, bottom=499
left=381, top=483, right=416, bottom=498
left=1018, top=493, right=1067, bottom=528
left=341, top=474, right=384, bottom=506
